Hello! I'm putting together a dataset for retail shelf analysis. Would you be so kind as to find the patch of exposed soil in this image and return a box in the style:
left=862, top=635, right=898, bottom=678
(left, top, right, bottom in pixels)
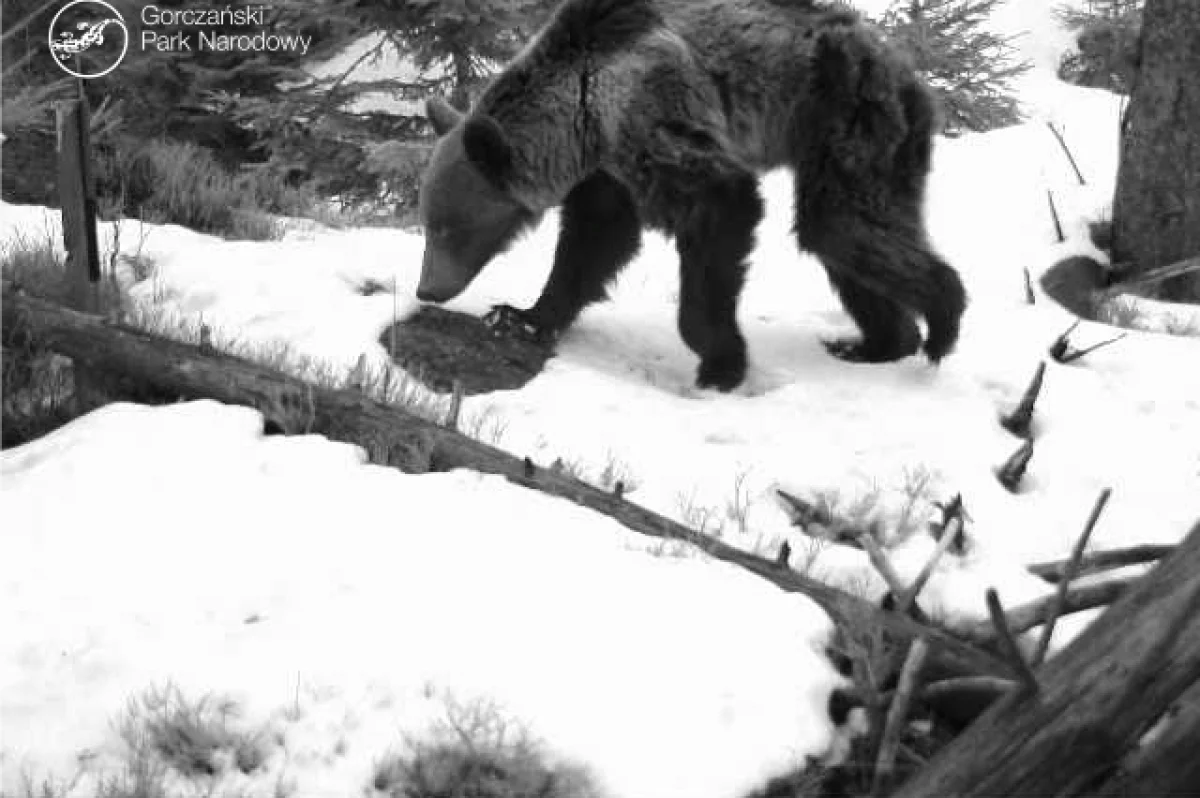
left=381, top=306, right=553, bottom=396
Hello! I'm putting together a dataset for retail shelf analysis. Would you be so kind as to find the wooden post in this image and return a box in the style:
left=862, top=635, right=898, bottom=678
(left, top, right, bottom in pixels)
left=55, top=95, right=100, bottom=313
left=56, top=91, right=106, bottom=412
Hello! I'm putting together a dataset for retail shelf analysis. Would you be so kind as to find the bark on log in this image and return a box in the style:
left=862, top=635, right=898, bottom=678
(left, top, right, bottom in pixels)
left=1091, top=675, right=1200, bottom=796
left=2, top=291, right=1013, bottom=684
left=893, top=520, right=1200, bottom=797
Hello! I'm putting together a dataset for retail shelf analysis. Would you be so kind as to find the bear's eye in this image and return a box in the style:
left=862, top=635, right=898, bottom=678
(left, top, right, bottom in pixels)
left=430, top=223, right=461, bottom=241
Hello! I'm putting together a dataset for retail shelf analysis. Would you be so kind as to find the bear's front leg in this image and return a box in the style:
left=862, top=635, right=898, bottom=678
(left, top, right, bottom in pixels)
left=483, top=170, right=642, bottom=345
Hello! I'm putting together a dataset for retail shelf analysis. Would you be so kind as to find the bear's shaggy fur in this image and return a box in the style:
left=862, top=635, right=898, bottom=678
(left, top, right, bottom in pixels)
left=416, top=0, right=967, bottom=391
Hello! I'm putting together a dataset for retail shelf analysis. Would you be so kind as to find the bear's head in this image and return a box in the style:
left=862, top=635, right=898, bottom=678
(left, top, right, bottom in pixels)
left=416, top=97, right=536, bottom=303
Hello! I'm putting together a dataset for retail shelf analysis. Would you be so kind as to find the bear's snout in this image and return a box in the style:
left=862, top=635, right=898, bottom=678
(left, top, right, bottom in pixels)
left=416, top=248, right=476, bottom=304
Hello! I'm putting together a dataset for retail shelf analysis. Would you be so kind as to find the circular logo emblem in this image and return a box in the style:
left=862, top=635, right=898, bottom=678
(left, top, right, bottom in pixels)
left=48, top=0, right=128, bottom=79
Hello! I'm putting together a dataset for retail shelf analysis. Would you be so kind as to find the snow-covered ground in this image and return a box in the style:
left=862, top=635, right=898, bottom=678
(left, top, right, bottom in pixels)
left=3, top=3, right=1199, bottom=797
left=1, top=401, right=844, bottom=797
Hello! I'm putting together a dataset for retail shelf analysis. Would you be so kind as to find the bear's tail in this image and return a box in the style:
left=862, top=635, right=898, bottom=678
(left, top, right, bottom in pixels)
left=795, top=18, right=967, bottom=361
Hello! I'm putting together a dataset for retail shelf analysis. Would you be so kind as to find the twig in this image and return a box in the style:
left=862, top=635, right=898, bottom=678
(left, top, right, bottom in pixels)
left=964, top=576, right=1134, bottom=641
left=1056, top=332, right=1129, bottom=364
left=443, top=380, right=464, bottom=430
left=1032, top=488, right=1112, bottom=665
left=999, top=361, right=1046, bottom=439
left=776, top=488, right=864, bottom=549
left=1047, top=188, right=1064, bottom=243
left=1023, top=266, right=1036, bottom=305
left=314, top=34, right=390, bottom=116
left=1046, top=121, right=1087, bottom=185
left=877, top=674, right=1016, bottom=705
left=775, top=539, right=792, bottom=568
left=1048, top=319, right=1082, bottom=360
left=986, top=588, right=1038, bottom=697
left=858, top=531, right=909, bottom=604
left=896, top=516, right=962, bottom=615
left=379, top=365, right=395, bottom=405
left=776, top=488, right=833, bottom=527
left=873, top=638, right=929, bottom=797
left=931, top=494, right=969, bottom=554
left=1100, top=255, right=1200, bottom=299
left=389, top=277, right=398, bottom=358
left=996, top=440, right=1034, bottom=492
left=1028, top=544, right=1174, bottom=582
left=921, top=675, right=1015, bottom=702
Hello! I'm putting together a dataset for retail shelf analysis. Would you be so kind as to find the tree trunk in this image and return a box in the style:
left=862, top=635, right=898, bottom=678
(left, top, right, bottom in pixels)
left=1, top=291, right=1014, bottom=686
left=892, top=519, right=1200, bottom=796
left=1111, top=0, right=1200, bottom=300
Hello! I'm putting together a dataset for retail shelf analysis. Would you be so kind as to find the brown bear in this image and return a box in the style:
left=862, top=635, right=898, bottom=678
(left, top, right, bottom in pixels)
left=416, top=0, right=967, bottom=391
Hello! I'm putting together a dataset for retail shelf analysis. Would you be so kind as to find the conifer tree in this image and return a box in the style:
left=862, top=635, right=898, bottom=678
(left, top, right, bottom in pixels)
left=877, top=0, right=1030, bottom=135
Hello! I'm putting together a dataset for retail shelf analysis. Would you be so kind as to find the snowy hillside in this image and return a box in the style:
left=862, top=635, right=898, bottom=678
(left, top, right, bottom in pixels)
left=3, top=3, right=1199, bottom=797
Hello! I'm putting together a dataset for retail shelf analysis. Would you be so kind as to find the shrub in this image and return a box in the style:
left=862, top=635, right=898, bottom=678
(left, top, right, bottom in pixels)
left=371, top=698, right=599, bottom=798
left=94, top=138, right=287, bottom=240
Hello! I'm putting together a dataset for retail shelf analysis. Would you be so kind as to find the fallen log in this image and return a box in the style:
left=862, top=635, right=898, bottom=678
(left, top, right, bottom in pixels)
left=1091, top=674, right=1200, bottom=796
left=892, top=519, right=1200, bottom=796
left=2, top=291, right=1013, bottom=684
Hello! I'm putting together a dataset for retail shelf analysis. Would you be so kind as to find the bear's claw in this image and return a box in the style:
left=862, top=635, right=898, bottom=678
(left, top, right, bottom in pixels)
left=483, top=304, right=555, bottom=344
left=822, top=337, right=916, bottom=364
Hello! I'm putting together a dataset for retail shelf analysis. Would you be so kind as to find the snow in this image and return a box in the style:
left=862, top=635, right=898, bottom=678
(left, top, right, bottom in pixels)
left=1, top=401, right=843, bottom=797
left=4, top=4, right=1200, bottom=796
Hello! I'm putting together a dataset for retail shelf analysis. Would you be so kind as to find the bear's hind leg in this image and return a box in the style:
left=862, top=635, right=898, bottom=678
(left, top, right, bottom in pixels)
left=675, top=172, right=764, bottom=391
left=485, top=170, right=641, bottom=343
left=822, top=268, right=922, bottom=362
left=787, top=21, right=967, bottom=364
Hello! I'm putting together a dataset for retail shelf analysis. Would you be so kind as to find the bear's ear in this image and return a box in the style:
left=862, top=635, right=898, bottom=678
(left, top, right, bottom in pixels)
left=462, top=115, right=516, bottom=187
left=426, top=96, right=463, bottom=136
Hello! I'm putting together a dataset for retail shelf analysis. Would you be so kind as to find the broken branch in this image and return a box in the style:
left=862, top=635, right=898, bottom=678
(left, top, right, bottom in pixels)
left=1100, top=255, right=1200, bottom=299
left=873, top=637, right=929, bottom=796
left=999, top=361, right=1046, bottom=439
left=1032, top=488, right=1112, bottom=665
left=964, top=576, right=1135, bottom=642
left=896, top=517, right=962, bottom=615
left=1028, top=543, right=1173, bottom=582
left=985, top=588, right=1038, bottom=697
left=996, top=440, right=1033, bottom=492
